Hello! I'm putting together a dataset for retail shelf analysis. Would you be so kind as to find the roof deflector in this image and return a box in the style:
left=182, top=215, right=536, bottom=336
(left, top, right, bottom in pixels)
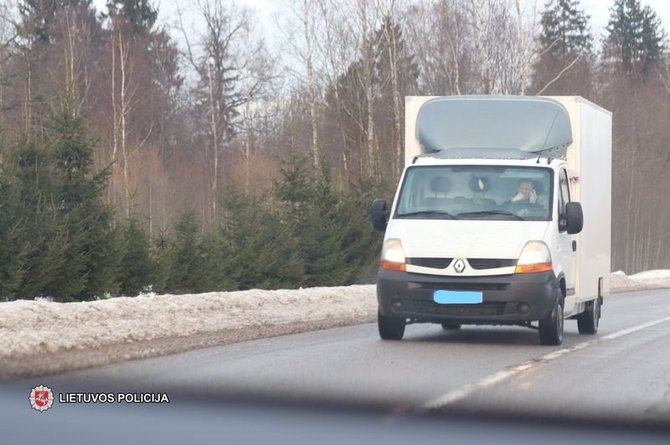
left=416, top=96, right=572, bottom=158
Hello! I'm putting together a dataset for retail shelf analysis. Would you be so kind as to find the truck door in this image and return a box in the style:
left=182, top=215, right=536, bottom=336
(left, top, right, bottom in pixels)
left=557, top=168, right=576, bottom=302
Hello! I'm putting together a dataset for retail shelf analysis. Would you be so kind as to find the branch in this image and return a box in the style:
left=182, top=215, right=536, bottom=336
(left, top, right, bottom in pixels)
left=536, top=54, right=581, bottom=95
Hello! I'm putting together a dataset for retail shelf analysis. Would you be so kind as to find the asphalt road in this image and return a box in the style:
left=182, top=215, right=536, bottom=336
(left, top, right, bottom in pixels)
left=14, top=287, right=669, bottom=425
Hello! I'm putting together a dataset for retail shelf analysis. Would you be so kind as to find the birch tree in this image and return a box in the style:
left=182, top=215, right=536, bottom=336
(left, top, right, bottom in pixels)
left=404, top=0, right=469, bottom=95
left=468, top=0, right=538, bottom=94
left=181, top=0, right=269, bottom=224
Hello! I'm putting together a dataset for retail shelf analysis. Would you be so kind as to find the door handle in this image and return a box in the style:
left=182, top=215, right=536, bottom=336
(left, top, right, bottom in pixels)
left=572, top=241, right=577, bottom=252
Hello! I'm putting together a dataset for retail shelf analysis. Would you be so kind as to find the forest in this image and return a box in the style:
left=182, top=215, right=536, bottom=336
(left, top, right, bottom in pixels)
left=0, top=0, right=668, bottom=301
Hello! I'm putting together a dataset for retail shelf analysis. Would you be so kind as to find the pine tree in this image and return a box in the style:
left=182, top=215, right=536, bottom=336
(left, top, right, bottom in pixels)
left=605, top=0, right=665, bottom=76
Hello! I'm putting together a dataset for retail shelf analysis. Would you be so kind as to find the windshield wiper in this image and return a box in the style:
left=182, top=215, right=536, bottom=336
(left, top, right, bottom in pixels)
left=456, top=210, right=525, bottom=221
left=396, top=210, right=457, bottom=219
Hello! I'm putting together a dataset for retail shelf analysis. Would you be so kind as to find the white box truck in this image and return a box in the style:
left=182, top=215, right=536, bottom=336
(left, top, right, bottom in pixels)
left=370, top=96, right=611, bottom=345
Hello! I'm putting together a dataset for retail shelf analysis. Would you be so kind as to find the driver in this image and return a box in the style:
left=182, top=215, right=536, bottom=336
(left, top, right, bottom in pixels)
left=510, top=180, right=537, bottom=204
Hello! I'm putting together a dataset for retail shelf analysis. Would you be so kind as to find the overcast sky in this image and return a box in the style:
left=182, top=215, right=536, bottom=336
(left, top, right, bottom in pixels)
left=92, top=0, right=670, bottom=56
left=168, top=0, right=670, bottom=43
left=580, top=0, right=670, bottom=38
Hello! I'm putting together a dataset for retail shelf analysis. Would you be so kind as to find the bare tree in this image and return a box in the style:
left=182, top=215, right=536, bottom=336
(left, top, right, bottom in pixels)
left=468, top=0, right=538, bottom=94
left=404, top=0, right=468, bottom=96
left=179, top=0, right=269, bottom=224
left=275, top=0, right=329, bottom=174
left=357, top=0, right=378, bottom=178
left=377, top=1, right=405, bottom=176
left=110, top=23, right=135, bottom=218
left=317, top=0, right=357, bottom=176
left=302, top=0, right=321, bottom=171
left=0, top=4, right=18, bottom=129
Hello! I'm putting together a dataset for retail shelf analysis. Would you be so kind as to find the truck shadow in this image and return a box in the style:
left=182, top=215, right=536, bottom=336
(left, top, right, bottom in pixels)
left=401, top=325, right=579, bottom=346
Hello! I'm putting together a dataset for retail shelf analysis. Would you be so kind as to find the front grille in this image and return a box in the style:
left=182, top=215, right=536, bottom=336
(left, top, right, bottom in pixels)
left=402, top=300, right=506, bottom=317
left=468, top=258, right=517, bottom=269
left=407, top=258, right=453, bottom=269
left=407, top=281, right=510, bottom=291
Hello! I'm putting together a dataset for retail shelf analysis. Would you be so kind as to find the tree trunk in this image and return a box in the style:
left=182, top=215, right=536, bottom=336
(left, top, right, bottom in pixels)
left=358, top=0, right=376, bottom=179
left=207, top=61, right=219, bottom=224
left=303, top=0, right=321, bottom=172
left=118, top=30, right=131, bottom=218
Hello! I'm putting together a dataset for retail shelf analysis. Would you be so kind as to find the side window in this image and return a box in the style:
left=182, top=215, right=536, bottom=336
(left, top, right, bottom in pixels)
left=559, top=169, right=571, bottom=214
left=558, top=169, right=571, bottom=230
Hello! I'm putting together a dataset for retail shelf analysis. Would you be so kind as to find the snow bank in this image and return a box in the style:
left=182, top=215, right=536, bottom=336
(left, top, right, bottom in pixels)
left=610, top=269, right=670, bottom=293
left=0, top=286, right=376, bottom=379
left=0, top=270, right=668, bottom=379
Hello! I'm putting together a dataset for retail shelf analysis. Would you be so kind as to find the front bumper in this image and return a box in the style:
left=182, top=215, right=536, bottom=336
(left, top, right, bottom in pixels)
left=377, top=269, right=559, bottom=324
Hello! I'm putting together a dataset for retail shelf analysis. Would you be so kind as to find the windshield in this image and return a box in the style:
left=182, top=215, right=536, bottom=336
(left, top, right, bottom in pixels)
left=395, top=165, right=553, bottom=221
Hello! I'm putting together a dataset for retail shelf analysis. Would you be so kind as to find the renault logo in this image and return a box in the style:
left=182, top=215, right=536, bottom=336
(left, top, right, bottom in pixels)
left=454, top=258, right=466, bottom=273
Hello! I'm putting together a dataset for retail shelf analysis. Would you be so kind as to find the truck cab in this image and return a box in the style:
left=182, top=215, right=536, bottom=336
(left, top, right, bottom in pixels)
left=371, top=96, right=611, bottom=345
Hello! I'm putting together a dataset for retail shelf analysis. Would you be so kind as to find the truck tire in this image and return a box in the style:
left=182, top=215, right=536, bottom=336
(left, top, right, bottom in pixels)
left=539, top=297, right=563, bottom=345
left=441, top=322, right=461, bottom=330
left=577, top=297, right=601, bottom=335
left=378, top=310, right=405, bottom=340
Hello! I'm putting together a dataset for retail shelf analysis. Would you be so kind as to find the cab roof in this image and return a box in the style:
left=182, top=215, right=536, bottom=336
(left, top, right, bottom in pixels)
left=417, top=96, right=572, bottom=157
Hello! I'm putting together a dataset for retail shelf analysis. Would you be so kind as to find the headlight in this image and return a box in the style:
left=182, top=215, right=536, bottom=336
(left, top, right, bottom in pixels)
left=380, top=238, right=406, bottom=272
left=515, top=241, right=553, bottom=274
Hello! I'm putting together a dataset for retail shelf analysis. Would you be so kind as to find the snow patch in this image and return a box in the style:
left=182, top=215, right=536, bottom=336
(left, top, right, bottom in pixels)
left=0, top=271, right=668, bottom=379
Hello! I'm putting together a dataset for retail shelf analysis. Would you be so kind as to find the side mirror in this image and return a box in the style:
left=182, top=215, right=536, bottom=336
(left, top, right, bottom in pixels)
left=565, top=202, right=583, bottom=234
left=370, top=198, right=389, bottom=232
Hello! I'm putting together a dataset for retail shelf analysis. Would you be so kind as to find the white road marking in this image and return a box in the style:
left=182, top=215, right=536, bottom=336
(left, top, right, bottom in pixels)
left=422, top=315, right=670, bottom=410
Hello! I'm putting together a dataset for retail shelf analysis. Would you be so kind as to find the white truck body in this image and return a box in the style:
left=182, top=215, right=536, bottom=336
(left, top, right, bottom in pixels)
left=373, top=95, right=612, bottom=344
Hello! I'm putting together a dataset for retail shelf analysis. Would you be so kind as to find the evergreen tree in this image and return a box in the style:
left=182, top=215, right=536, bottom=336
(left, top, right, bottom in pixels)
left=118, top=217, right=155, bottom=296
left=0, top=137, right=31, bottom=300
left=10, top=110, right=120, bottom=301
left=274, top=153, right=380, bottom=287
left=18, top=0, right=93, bottom=43
left=539, top=0, right=591, bottom=58
left=219, top=190, right=303, bottom=290
left=293, top=164, right=350, bottom=287
left=337, top=181, right=384, bottom=284
left=605, top=0, right=665, bottom=76
left=164, top=210, right=214, bottom=294
left=530, top=0, right=593, bottom=95
left=151, top=229, right=172, bottom=293
left=105, top=0, right=157, bottom=35
left=49, top=111, right=120, bottom=299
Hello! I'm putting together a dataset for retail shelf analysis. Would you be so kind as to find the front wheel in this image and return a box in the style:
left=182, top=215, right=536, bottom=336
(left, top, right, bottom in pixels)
left=378, top=310, right=405, bottom=340
left=539, top=297, right=564, bottom=345
left=577, top=297, right=601, bottom=335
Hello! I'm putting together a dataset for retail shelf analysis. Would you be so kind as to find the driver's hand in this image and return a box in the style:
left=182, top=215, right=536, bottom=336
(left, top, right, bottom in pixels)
left=529, top=189, right=537, bottom=203
left=511, top=193, right=524, bottom=202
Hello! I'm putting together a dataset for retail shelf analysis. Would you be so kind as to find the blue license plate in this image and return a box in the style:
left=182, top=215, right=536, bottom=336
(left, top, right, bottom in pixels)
left=433, top=290, right=483, bottom=305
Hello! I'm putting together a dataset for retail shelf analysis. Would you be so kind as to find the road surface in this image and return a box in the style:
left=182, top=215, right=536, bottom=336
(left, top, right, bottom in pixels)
left=9, top=288, right=669, bottom=425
